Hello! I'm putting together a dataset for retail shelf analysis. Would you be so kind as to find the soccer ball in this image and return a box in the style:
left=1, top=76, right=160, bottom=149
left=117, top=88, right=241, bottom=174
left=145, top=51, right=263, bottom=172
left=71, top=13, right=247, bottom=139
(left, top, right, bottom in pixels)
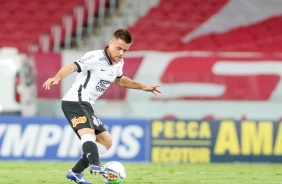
left=101, top=161, right=126, bottom=184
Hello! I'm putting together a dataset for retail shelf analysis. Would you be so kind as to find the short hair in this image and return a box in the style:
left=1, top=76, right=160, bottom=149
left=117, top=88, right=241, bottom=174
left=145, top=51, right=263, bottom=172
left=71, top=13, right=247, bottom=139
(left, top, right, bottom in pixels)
left=113, top=29, right=133, bottom=44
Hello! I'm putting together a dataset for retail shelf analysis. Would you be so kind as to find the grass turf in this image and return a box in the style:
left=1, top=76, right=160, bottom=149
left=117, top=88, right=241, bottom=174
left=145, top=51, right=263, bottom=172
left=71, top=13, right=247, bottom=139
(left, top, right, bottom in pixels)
left=0, top=162, right=281, bottom=184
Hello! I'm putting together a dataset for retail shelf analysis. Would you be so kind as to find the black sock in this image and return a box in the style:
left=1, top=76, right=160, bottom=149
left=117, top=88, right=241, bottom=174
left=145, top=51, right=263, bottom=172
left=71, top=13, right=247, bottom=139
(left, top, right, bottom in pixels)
left=82, top=141, right=100, bottom=166
left=72, top=154, right=89, bottom=173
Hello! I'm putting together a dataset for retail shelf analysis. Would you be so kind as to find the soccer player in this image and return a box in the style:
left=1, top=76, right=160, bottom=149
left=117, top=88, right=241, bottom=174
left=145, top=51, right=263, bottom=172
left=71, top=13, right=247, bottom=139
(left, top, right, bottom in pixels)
left=43, top=29, right=161, bottom=184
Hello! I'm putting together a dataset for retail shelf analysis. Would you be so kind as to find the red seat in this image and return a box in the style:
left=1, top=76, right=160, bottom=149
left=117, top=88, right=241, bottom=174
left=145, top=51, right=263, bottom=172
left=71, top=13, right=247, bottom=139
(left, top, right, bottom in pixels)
left=0, top=0, right=93, bottom=52
left=126, top=0, right=229, bottom=51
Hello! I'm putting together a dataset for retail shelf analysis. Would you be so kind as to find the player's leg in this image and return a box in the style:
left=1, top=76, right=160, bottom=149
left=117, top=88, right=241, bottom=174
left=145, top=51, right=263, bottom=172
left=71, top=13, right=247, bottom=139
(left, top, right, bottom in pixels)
left=95, top=131, right=119, bottom=180
left=96, top=128, right=112, bottom=155
left=78, top=128, right=113, bottom=176
left=71, top=129, right=111, bottom=174
left=62, top=101, right=100, bottom=184
left=89, top=119, right=117, bottom=180
left=67, top=128, right=104, bottom=184
left=78, top=128, right=100, bottom=167
left=89, top=118, right=116, bottom=178
left=70, top=154, right=89, bottom=174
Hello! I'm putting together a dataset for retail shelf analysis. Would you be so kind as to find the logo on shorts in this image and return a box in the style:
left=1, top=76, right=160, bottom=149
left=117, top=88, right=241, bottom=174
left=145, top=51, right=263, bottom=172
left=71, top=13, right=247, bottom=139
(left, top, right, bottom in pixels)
left=71, top=116, right=87, bottom=127
left=92, top=116, right=102, bottom=127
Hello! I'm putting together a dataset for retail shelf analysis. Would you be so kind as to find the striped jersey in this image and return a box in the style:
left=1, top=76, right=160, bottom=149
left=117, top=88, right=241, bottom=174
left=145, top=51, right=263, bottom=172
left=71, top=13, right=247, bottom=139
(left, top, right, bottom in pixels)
left=62, top=47, right=124, bottom=104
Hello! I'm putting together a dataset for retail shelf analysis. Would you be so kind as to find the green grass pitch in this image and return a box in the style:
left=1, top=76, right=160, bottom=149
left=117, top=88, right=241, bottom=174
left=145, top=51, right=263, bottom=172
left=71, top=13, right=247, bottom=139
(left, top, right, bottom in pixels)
left=0, top=161, right=281, bottom=184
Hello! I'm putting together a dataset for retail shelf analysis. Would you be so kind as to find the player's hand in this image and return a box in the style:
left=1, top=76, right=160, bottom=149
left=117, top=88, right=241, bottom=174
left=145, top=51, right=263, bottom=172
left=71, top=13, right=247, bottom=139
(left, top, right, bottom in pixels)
left=143, top=85, right=161, bottom=96
left=42, top=78, right=60, bottom=90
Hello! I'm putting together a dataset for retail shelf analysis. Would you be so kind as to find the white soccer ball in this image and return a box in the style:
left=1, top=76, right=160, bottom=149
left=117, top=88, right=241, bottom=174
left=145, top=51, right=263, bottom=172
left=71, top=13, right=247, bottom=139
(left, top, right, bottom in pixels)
left=101, top=161, right=126, bottom=184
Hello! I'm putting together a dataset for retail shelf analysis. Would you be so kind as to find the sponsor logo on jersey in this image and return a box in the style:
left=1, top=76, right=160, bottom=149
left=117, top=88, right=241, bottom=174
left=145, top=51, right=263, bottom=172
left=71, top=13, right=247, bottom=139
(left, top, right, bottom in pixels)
left=78, top=55, right=94, bottom=64
left=71, top=116, right=87, bottom=127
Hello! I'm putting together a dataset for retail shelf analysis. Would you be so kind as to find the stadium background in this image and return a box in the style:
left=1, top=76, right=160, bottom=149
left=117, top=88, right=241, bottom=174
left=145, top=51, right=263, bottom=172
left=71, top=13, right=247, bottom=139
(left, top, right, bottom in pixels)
left=1, top=0, right=282, bottom=164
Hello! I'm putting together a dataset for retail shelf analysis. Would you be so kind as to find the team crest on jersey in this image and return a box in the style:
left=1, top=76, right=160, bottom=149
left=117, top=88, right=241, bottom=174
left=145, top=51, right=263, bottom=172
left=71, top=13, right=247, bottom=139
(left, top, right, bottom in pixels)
left=95, top=80, right=111, bottom=92
left=71, top=116, right=87, bottom=127
left=92, top=116, right=102, bottom=127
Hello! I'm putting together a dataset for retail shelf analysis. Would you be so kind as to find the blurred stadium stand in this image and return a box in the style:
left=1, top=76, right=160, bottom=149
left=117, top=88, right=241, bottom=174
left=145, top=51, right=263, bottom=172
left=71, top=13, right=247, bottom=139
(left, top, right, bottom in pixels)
left=127, top=0, right=228, bottom=51
left=126, top=0, right=282, bottom=52
left=0, top=0, right=159, bottom=53
left=0, top=0, right=118, bottom=52
left=86, top=0, right=282, bottom=52
left=0, top=0, right=282, bottom=53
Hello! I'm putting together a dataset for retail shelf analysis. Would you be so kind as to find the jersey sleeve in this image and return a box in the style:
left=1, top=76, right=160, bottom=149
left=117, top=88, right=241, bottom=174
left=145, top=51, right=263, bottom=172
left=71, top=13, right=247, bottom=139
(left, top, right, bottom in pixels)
left=74, top=51, right=96, bottom=72
left=116, top=59, right=124, bottom=78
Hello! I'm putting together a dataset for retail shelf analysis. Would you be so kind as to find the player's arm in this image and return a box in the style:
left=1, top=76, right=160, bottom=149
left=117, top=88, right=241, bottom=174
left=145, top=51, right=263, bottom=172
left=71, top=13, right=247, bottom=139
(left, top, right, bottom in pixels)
left=43, top=63, right=78, bottom=90
left=114, top=76, right=161, bottom=96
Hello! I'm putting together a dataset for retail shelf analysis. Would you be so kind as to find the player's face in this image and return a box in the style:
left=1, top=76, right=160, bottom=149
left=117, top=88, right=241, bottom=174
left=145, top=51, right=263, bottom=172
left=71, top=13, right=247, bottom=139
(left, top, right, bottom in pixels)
left=108, top=38, right=132, bottom=64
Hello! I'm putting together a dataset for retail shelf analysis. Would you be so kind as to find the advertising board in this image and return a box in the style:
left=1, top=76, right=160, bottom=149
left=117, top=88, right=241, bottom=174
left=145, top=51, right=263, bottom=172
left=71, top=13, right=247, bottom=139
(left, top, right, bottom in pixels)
left=151, top=120, right=282, bottom=163
left=0, top=116, right=149, bottom=162
left=1, top=116, right=281, bottom=162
